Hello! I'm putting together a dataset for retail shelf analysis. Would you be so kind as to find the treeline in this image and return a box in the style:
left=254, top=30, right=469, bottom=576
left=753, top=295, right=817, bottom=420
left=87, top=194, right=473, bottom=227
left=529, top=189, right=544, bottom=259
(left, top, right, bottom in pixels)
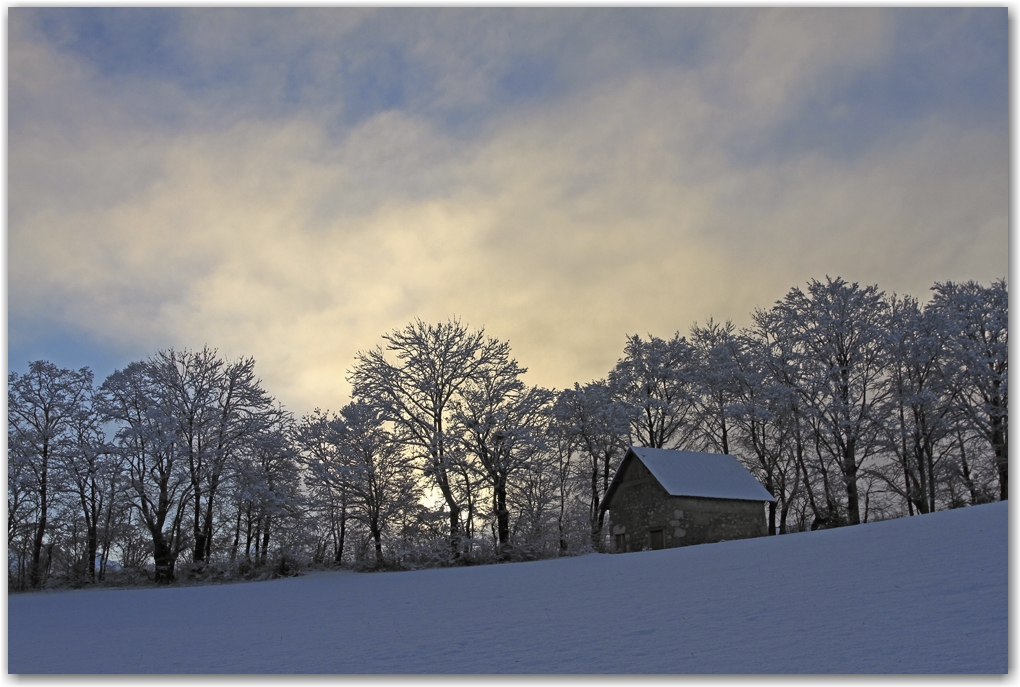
left=8, top=277, right=1007, bottom=589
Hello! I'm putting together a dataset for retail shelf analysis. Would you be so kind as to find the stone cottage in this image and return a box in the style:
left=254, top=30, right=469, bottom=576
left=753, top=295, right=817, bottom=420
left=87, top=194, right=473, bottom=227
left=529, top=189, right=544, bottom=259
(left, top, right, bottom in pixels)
left=601, top=446, right=775, bottom=552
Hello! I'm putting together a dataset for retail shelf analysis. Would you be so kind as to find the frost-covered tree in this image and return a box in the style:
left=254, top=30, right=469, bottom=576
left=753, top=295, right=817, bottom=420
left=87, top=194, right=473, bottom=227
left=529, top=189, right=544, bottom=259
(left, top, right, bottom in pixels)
left=609, top=333, right=700, bottom=450
left=455, top=346, right=554, bottom=556
left=772, top=277, right=892, bottom=527
left=728, top=328, right=802, bottom=534
left=98, top=361, right=193, bottom=584
left=57, top=388, right=121, bottom=583
left=504, top=444, right=564, bottom=557
left=148, top=348, right=279, bottom=565
left=690, top=319, right=742, bottom=455
left=931, top=279, right=1008, bottom=500
left=146, top=348, right=220, bottom=566
left=294, top=408, right=349, bottom=565
left=8, top=428, right=36, bottom=588
left=349, top=319, right=514, bottom=555
left=229, top=413, right=302, bottom=567
left=299, top=402, right=420, bottom=567
left=545, top=417, right=587, bottom=554
left=9, top=361, right=94, bottom=588
left=552, top=381, right=630, bottom=550
left=878, top=295, right=958, bottom=514
left=448, top=454, right=486, bottom=546
left=206, top=356, right=281, bottom=561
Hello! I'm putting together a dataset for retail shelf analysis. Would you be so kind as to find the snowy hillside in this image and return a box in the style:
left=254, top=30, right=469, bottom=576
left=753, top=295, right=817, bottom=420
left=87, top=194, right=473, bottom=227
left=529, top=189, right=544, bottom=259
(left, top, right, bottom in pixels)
left=8, top=502, right=1006, bottom=673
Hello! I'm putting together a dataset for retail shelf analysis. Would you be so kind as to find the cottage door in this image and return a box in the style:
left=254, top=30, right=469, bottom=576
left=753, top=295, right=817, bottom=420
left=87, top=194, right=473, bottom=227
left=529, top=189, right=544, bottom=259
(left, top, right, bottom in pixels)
left=649, top=528, right=664, bottom=550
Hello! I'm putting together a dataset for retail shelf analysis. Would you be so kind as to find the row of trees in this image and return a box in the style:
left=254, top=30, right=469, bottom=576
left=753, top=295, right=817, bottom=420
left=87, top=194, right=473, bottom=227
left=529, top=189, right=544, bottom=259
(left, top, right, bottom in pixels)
left=9, top=277, right=1006, bottom=589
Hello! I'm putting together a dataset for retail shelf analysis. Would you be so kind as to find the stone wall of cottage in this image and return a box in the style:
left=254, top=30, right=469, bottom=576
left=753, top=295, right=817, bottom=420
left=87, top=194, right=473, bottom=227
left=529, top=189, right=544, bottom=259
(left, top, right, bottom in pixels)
left=606, top=458, right=768, bottom=552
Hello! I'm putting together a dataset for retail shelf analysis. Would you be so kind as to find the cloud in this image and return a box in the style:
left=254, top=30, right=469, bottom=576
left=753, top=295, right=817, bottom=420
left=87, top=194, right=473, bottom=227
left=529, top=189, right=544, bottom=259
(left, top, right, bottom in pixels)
left=8, top=8, right=1008, bottom=416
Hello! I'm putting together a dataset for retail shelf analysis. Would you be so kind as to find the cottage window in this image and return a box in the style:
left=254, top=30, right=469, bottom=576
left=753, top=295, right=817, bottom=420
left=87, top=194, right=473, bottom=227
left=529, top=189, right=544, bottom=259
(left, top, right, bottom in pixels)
left=649, top=528, right=664, bottom=550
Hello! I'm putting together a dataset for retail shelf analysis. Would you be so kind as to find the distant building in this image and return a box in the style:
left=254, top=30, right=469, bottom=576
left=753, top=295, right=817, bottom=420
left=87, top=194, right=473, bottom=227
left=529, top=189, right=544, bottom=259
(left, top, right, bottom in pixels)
left=601, top=447, right=775, bottom=553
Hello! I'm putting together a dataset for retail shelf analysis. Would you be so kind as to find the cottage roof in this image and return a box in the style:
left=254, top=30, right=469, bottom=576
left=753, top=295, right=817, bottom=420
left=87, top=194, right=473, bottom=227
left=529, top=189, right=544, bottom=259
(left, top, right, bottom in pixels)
left=602, top=447, right=776, bottom=509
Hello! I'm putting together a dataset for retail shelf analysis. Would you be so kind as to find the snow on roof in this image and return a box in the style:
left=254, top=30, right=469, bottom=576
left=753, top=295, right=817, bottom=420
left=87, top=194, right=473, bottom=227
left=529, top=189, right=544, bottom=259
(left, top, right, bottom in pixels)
left=612, top=447, right=776, bottom=503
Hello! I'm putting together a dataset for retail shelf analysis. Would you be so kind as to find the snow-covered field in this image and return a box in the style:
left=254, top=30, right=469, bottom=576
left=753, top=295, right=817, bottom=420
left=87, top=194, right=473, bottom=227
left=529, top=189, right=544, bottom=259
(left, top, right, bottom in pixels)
left=8, top=501, right=1006, bottom=673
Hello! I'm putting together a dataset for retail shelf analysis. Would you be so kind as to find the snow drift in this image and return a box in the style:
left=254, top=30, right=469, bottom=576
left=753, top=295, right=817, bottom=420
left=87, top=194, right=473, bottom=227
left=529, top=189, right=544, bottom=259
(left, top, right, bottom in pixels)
left=8, top=501, right=1006, bottom=673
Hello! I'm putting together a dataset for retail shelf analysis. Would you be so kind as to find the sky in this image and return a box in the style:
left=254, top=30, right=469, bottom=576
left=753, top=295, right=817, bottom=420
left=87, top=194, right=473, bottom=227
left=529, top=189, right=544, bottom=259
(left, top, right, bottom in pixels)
left=8, top=8, right=1009, bottom=417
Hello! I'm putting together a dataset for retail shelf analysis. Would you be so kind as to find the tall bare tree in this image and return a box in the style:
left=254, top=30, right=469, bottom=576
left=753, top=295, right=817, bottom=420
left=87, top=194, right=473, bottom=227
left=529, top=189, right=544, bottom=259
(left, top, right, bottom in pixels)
left=932, top=279, right=1008, bottom=500
left=609, top=333, right=700, bottom=450
left=294, top=408, right=349, bottom=566
left=553, top=381, right=630, bottom=550
left=456, top=354, right=553, bottom=555
left=98, top=361, right=193, bottom=584
left=349, top=319, right=511, bottom=556
left=729, top=328, right=802, bottom=534
left=9, top=361, right=94, bottom=588
left=690, top=318, right=742, bottom=455
left=772, top=277, right=892, bottom=526
left=332, top=402, right=420, bottom=566
left=881, top=295, right=957, bottom=514
left=58, top=388, right=119, bottom=583
left=148, top=348, right=279, bottom=565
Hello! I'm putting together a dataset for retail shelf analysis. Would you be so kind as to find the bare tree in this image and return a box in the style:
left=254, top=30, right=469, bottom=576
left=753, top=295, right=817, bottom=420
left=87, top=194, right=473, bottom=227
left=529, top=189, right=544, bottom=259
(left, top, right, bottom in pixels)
left=456, top=352, right=554, bottom=556
left=9, top=427, right=38, bottom=589
left=294, top=408, right=349, bottom=566
left=609, top=333, right=700, bottom=450
left=880, top=295, right=957, bottom=514
left=690, top=318, right=742, bottom=455
left=57, top=388, right=120, bottom=583
left=729, top=329, right=802, bottom=534
left=349, top=319, right=511, bottom=556
left=547, top=418, right=579, bottom=554
left=9, top=361, right=94, bottom=588
left=932, top=279, right=1008, bottom=500
left=147, top=348, right=221, bottom=566
left=772, top=277, right=892, bottom=526
left=332, top=402, right=420, bottom=566
left=505, top=444, right=562, bottom=557
left=149, top=348, right=279, bottom=565
left=553, top=381, right=630, bottom=550
left=98, top=361, right=193, bottom=584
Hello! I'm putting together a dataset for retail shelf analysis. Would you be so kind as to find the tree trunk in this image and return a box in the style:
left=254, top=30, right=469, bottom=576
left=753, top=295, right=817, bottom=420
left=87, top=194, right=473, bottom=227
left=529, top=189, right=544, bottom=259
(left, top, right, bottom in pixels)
left=764, top=474, right=776, bottom=535
left=957, top=429, right=978, bottom=505
left=589, top=464, right=601, bottom=549
left=992, top=415, right=1007, bottom=501
left=844, top=472, right=861, bottom=526
left=87, top=524, right=98, bottom=584
left=898, top=395, right=915, bottom=516
left=843, top=441, right=861, bottom=526
left=434, top=470, right=462, bottom=557
left=913, top=437, right=930, bottom=514
left=925, top=444, right=937, bottom=514
left=99, top=477, right=117, bottom=582
left=495, top=479, right=510, bottom=554
left=719, top=401, right=729, bottom=455
left=260, top=515, right=271, bottom=566
left=372, top=526, right=383, bottom=567
left=201, top=494, right=217, bottom=562
left=192, top=478, right=205, bottom=564
left=29, top=446, right=49, bottom=589
left=152, top=534, right=176, bottom=584
left=247, top=510, right=257, bottom=561
left=230, top=507, right=242, bottom=562
left=193, top=531, right=207, bottom=565
left=335, top=504, right=347, bottom=566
